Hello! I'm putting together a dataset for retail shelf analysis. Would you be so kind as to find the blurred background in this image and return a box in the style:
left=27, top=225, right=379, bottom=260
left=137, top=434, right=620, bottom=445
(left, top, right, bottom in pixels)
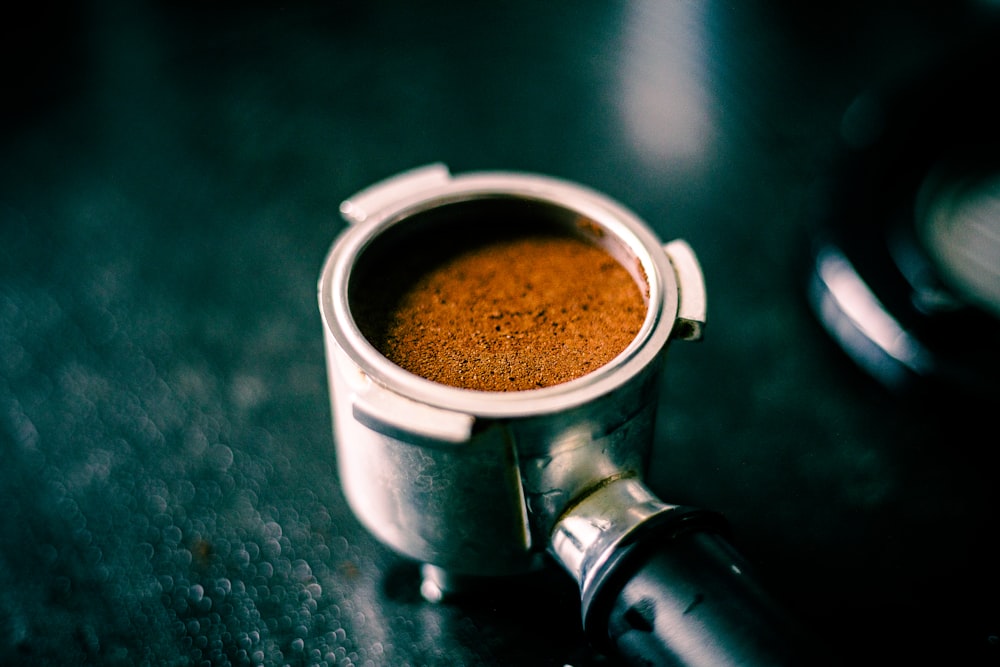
left=2, top=1, right=998, bottom=665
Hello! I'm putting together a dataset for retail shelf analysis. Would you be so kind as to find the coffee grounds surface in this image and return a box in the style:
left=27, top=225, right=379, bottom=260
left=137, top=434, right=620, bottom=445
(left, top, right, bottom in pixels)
left=362, top=234, right=646, bottom=391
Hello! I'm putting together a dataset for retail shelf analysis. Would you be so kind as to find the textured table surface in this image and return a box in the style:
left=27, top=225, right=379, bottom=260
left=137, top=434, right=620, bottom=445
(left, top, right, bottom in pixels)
left=2, top=2, right=998, bottom=665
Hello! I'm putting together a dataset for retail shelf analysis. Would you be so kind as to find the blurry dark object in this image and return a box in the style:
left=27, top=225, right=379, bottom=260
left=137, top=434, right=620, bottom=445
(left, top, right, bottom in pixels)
left=807, top=17, right=1000, bottom=402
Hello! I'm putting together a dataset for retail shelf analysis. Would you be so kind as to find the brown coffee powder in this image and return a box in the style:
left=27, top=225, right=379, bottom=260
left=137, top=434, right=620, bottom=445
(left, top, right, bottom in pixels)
left=361, top=233, right=646, bottom=392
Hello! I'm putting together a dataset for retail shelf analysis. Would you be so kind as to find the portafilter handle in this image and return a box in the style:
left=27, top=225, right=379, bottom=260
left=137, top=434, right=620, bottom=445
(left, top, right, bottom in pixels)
left=550, top=477, right=830, bottom=666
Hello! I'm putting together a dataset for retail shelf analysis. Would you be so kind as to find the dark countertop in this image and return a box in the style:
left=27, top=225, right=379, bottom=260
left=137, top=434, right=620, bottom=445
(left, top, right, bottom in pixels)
left=2, top=2, right=998, bottom=665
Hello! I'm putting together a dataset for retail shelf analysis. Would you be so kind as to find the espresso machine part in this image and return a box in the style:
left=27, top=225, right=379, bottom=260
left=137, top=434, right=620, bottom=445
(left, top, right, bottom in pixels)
left=807, top=28, right=1000, bottom=403
left=318, top=164, right=822, bottom=665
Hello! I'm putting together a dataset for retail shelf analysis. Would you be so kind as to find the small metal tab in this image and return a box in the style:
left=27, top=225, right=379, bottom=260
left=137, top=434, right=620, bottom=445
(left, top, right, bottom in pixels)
left=664, top=239, right=707, bottom=341
left=339, top=163, right=452, bottom=225
left=351, top=380, right=476, bottom=446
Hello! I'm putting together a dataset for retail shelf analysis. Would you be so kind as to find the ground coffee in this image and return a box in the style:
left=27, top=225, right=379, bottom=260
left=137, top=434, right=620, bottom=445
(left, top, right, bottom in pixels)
left=355, top=231, right=646, bottom=392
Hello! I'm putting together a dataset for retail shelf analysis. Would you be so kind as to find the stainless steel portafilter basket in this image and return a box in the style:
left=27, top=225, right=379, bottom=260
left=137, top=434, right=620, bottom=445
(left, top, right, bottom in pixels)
left=318, top=164, right=822, bottom=666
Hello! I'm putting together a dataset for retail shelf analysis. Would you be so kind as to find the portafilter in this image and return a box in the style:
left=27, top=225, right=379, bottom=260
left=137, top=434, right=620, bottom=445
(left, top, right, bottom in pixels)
left=318, top=164, right=823, bottom=666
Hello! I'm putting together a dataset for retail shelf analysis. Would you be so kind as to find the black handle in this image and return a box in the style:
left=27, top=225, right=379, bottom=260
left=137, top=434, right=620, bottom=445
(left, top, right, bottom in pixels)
left=585, top=526, right=831, bottom=666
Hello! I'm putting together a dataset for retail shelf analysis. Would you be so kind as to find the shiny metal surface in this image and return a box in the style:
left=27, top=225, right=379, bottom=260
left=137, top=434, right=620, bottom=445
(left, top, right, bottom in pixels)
left=318, top=164, right=706, bottom=583
left=917, top=168, right=1000, bottom=320
left=550, top=477, right=678, bottom=593
left=808, top=243, right=935, bottom=390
